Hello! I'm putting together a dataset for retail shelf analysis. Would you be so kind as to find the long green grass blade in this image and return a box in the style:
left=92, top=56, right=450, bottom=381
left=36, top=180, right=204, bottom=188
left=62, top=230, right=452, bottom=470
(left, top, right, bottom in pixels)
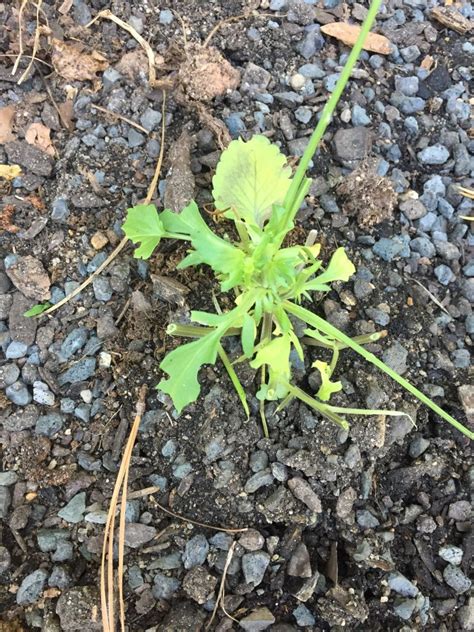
left=284, top=0, right=383, bottom=211
left=284, top=301, right=473, bottom=440
left=218, top=345, right=250, bottom=420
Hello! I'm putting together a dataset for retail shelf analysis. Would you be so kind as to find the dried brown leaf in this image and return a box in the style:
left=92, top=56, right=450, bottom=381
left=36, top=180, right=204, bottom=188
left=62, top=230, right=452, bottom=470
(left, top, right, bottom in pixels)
left=0, top=205, right=19, bottom=233
left=321, top=22, right=393, bottom=54
left=0, top=164, right=21, bottom=180
left=25, top=122, right=54, bottom=156
left=0, top=105, right=15, bottom=143
left=51, top=38, right=109, bottom=81
left=430, top=6, right=472, bottom=34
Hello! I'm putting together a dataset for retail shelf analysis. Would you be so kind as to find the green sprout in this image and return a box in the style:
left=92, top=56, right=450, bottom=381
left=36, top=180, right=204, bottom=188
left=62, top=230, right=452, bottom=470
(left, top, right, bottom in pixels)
left=118, top=0, right=471, bottom=441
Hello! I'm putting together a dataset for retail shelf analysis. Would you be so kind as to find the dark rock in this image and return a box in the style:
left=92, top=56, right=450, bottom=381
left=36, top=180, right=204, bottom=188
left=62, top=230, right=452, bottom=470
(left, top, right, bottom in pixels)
left=5, top=141, right=54, bottom=176
left=56, top=587, right=102, bottom=632
left=182, top=566, right=217, bottom=604
left=333, top=128, right=372, bottom=165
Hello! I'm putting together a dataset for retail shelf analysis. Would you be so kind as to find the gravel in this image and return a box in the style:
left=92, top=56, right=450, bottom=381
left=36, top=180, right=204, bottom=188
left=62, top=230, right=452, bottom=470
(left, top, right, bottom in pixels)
left=242, top=551, right=271, bottom=586
left=16, top=569, right=48, bottom=605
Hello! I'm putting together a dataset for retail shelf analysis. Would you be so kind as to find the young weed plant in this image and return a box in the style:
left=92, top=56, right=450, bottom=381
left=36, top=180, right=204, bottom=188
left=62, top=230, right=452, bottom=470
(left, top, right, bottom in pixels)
left=122, top=2, right=472, bottom=442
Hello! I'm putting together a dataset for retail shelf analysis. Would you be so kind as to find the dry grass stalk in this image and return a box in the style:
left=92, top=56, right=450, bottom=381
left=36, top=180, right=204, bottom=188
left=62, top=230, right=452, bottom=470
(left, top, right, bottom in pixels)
left=101, top=386, right=147, bottom=632
left=18, top=0, right=43, bottom=84
left=38, top=94, right=167, bottom=319
left=206, top=541, right=239, bottom=629
left=86, top=10, right=157, bottom=86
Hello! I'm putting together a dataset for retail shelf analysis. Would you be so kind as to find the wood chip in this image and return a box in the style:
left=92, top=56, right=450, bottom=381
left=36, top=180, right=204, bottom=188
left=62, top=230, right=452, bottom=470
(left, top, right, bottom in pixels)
left=420, top=55, right=434, bottom=70
left=321, top=22, right=393, bottom=54
left=0, top=105, right=15, bottom=143
left=25, top=122, right=55, bottom=156
left=51, top=39, right=109, bottom=81
left=430, top=6, right=472, bottom=34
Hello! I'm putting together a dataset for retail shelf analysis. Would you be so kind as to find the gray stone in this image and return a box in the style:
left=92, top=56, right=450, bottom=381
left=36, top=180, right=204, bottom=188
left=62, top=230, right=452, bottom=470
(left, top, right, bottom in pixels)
left=395, top=76, right=419, bottom=96
left=239, top=529, right=265, bottom=551
left=239, top=607, right=275, bottom=631
left=0, top=486, right=11, bottom=519
left=356, top=509, right=380, bottom=529
left=298, top=63, right=325, bottom=79
left=451, top=349, right=470, bottom=369
left=390, top=93, right=425, bottom=115
left=410, top=237, right=435, bottom=258
left=409, top=436, right=430, bottom=458
left=159, top=9, right=174, bottom=24
left=388, top=572, right=419, bottom=598
left=241, top=62, right=271, bottom=94
left=35, top=412, right=64, bottom=437
left=52, top=541, right=74, bottom=562
left=287, top=477, right=322, bottom=512
left=58, top=358, right=96, bottom=385
left=60, top=328, right=88, bottom=359
left=92, top=277, right=112, bottom=301
left=56, top=587, right=102, bottom=632
left=288, top=542, right=312, bottom=578
left=434, top=265, right=455, bottom=285
left=16, top=569, right=48, bottom=605
left=0, top=546, right=11, bottom=574
left=418, top=144, right=450, bottom=165
left=373, top=237, right=406, bottom=261
left=183, top=534, right=209, bottom=569
left=0, top=363, right=21, bottom=388
left=123, top=523, right=157, bottom=548
left=51, top=197, right=70, bottom=221
left=448, top=500, right=471, bottom=521
left=293, top=604, right=316, bottom=626
left=400, top=45, right=421, bottom=62
left=6, top=340, right=28, bottom=359
left=394, top=599, right=417, bottom=620
left=5, top=381, right=31, bottom=406
left=382, top=342, right=408, bottom=374
left=0, top=471, right=18, bottom=486
left=140, top=108, right=162, bottom=132
left=399, top=199, right=426, bottom=220
left=182, top=566, right=217, bottom=604
left=333, top=127, right=372, bottom=164
left=242, top=551, right=270, bottom=586
left=58, top=492, right=86, bottom=524
left=295, top=106, right=312, bottom=124
left=351, top=104, right=371, bottom=126
left=49, top=565, right=71, bottom=589
left=244, top=470, right=274, bottom=493
left=5, top=141, right=54, bottom=176
left=128, top=128, right=145, bottom=148
left=434, top=240, right=460, bottom=261
left=439, top=546, right=463, bottom=566
left=152, top=572, right=180, bottom=599
left=443, top=564, right=472, bottom=594
left=32, top=380, right=55, bottom=406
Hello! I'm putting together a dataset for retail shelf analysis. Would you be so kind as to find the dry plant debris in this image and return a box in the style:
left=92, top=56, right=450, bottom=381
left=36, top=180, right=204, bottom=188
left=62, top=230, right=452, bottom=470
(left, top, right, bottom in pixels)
left=0, top=105, right=16, bottom=143
left=430, top=6, right=473, bottom=34
left=321, top=22, right=392, bottom=54
left=0, top=165, right=21, bottom=180
left=336, top=160, right=397, bottom=228
left=178, top=43, right=241, bottom=101
left=51, top=38, right=109, bottom=82
left=25, top=122, right=54, bottom=156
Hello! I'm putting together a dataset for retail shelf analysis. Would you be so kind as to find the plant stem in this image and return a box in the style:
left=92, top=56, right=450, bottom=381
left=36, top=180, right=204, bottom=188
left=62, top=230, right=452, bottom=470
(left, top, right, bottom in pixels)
left=283, top=0, right=383, bottom=211
left=284, top=301, right=473, bottom=440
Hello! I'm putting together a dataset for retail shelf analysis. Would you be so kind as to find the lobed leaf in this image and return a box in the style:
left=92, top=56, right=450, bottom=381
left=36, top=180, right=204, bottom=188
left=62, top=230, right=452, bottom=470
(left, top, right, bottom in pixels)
left=122, top=204, right=166, bottom=259
left=162, top=201, right=246, bottom=291
left=212, top=136, right=292, bottom=228
left=250, top=334, right=292, bottom=400
left=305, top=247, right=355, bottom=289
left=313, top=360, right=342, bottom=402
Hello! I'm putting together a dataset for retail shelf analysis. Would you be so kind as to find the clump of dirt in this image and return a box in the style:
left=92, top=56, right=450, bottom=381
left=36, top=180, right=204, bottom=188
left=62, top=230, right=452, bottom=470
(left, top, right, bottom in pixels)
left=336, top=160, right=397, bottom=228
left=178, top=43, right=241, bottom=101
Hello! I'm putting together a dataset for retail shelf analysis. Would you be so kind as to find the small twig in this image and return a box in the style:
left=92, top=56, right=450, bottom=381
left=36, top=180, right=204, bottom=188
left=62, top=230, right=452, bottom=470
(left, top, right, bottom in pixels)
left=18, top=0, right=42, bottom=84
left=0, top=53, right=51, bottom=68
left=410, top=277, right=450, bottom=316
left=35, top=61, right=73, bottom=131
left=38, top=94, right=167, bottom=319
left=91, top=104, right=149, bottom=135
left=12, top=0, right=28, bottom=75
left=86, top=10, right=157, bottom=86
left=153, top=500, right=248, bottom=534
left=206, top=541, right=238, bottom=629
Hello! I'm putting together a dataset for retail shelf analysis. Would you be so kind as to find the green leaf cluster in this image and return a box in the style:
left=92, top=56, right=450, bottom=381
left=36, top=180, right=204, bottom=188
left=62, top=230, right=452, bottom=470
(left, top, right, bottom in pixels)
left=120, top=132, right=472, bottom=441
